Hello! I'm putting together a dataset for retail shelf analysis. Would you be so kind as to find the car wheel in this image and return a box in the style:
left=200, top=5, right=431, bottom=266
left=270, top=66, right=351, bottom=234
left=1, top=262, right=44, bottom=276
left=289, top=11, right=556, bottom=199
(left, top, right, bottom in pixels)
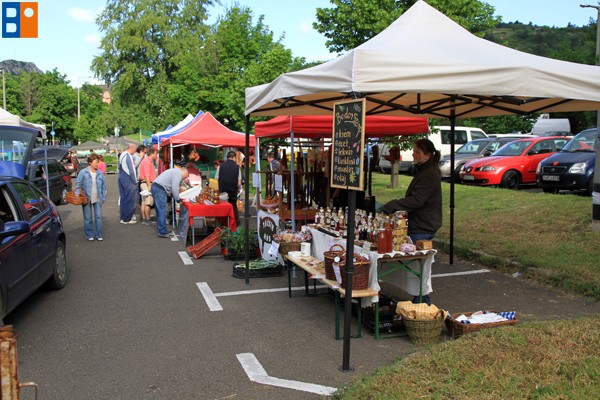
left=500, top=170, right=520, bottom=190
left=453, top=164, right=464, bottom=183
left=46, top=241, right=67, bottom=290
left=586, top=178, right=594, bottom=196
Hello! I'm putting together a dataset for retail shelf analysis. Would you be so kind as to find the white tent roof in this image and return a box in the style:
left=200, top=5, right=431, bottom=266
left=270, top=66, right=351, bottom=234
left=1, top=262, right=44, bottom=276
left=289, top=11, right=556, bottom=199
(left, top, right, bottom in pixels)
left=0, top=107, right=47, bottom=138
left=151, top=113, right=195, bottom=144
left=245, top=0, right=600, bottom=118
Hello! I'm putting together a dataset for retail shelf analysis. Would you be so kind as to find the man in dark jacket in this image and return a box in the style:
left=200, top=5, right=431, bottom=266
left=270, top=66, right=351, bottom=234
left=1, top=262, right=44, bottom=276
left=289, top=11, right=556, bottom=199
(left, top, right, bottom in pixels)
left=216, top=151, right=241, bottom=226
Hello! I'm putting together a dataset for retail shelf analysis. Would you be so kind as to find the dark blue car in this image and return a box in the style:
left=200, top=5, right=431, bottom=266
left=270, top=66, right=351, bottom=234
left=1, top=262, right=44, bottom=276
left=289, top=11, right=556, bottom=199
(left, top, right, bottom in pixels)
left=537, top=128, right=598, bottom=195
left=0, top=125, right=67, bottom=321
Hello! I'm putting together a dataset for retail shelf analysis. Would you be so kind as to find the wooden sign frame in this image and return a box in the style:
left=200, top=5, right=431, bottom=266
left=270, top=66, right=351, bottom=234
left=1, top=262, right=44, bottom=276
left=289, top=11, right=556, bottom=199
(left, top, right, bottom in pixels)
left=331, top=98, right=366, bottom=191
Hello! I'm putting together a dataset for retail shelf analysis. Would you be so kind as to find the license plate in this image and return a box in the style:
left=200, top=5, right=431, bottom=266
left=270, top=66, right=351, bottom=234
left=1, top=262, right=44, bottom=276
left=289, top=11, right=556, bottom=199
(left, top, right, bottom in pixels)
left=462, top=174, right=475, bottom=181
left=542, top=175, right=560, bottom=181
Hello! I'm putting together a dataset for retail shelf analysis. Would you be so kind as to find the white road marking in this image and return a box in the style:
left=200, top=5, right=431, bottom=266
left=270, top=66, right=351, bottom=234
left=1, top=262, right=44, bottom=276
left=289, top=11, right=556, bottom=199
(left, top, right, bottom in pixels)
left=236, top=353, right=337, bottom=396
left=179, top=251, right=194, bottom=265
left=170, top=231, right=179, bottom=241
left=433, top=269, right=489, bottom=278
left=196, top=282, right=223, bottom=311
left=216, top=285, right=327, bottom=297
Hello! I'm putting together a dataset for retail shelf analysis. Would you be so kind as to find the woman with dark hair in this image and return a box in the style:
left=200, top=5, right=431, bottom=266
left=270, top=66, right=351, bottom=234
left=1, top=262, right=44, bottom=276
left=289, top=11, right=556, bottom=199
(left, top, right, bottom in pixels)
left=75, top=153, right=107, bottom=241
left=381, top=138, right=442, bottom=304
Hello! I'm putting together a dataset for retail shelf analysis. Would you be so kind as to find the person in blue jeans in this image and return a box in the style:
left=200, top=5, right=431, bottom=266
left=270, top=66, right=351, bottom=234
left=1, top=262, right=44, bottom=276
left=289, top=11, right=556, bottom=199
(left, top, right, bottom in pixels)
left=381, top=139, right=442, bottom=305
left=75, top=153, right=107, bottom=241
left=151, top=163, right=189, bottom=238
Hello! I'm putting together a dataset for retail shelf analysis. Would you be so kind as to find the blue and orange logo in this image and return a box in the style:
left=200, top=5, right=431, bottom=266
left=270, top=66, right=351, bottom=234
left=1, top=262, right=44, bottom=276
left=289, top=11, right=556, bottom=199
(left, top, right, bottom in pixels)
left=1, top=2, right=38, bottom=38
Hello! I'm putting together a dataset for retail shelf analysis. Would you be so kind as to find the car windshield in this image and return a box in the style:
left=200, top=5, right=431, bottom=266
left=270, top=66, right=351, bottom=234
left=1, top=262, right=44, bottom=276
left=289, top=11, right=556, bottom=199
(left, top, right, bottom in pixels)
left=455, top=140, right=488, bottom=155
left=492, top=141, right=532, bottom=156
left=560, top=129, right=597, bottom=153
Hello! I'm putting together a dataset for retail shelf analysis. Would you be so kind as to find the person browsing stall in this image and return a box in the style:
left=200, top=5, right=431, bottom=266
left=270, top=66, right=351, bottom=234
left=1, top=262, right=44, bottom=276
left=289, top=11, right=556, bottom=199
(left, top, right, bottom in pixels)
left=75, top=153, right=107, bottom=241
left=381, top=138, right=442, bottom=304
left=215, top=151, right=241, bottom=226
left=139, top=147, right=158, bottom=225
left=118, top=143, right=138, bottom=224
left=151, top=162, right=189, bottom=238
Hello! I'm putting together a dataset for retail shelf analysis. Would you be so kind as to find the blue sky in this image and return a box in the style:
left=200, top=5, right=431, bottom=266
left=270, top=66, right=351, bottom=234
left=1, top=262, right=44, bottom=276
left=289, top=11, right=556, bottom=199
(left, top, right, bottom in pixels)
left=0, top=0, right=597, bottom=87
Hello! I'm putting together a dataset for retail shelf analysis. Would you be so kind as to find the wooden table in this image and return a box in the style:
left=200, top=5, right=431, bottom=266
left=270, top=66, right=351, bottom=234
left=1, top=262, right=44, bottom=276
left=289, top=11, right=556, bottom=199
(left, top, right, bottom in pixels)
left=284, top=254, right=379, bottom=340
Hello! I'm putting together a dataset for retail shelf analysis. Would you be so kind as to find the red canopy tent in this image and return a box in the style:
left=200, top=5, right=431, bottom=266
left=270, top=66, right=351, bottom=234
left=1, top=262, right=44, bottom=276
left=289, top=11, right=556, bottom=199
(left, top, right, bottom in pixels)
left=254, top=115, right=428, bottom=138
left=162, top=112, right=256, bottom=147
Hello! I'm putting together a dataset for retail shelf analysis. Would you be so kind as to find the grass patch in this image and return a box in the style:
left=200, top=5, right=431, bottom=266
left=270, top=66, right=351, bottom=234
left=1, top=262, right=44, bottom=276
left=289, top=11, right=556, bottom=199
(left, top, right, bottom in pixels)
left=371, top=173, right=600, bottom=298
left=334, top=315, right=600, bottom=399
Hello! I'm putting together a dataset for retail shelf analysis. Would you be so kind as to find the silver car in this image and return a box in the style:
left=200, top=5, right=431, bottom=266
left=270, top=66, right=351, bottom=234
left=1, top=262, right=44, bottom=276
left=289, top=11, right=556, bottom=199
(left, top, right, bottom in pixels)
left=439, top=136, right=531, bottom=181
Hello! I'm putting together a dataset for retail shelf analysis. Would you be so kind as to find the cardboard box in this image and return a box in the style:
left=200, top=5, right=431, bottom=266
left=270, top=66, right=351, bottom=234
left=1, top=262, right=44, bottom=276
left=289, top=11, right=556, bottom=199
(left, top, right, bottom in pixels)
left=416, top=240, right=432, bottom=250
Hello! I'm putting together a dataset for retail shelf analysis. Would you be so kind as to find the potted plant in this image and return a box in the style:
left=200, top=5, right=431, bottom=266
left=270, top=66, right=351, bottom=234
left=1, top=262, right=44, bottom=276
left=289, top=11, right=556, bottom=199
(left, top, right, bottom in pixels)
left=220, top=227, right=259, bottom=260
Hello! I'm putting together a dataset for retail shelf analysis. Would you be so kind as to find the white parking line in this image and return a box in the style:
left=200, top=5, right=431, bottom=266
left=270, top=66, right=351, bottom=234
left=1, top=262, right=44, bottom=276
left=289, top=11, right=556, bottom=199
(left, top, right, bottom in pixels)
left=432, top=269, right=489, bottom=278
left=196, top=282, right=223, bottom=311
left=178, top=251, right=194, bottom=265
left=216, top=285, right=327, bottom=297
left=236, top=353, right=337, bottom=396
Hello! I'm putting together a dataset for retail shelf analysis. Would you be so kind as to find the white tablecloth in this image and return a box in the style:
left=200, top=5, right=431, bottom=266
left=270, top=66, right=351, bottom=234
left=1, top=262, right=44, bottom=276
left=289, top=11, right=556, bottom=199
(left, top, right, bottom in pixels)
left=307, top=227, right=436, bottom=304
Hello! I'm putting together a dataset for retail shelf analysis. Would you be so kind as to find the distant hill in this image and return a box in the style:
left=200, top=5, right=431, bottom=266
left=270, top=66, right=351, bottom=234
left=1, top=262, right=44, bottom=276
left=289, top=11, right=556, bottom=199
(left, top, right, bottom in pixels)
left=0, top=59, right=43, bottom=75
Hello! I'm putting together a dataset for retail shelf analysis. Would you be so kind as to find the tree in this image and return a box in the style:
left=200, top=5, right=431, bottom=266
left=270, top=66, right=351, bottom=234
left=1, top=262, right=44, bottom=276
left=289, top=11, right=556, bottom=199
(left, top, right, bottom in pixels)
left=314, top=0, right=500, bottom=53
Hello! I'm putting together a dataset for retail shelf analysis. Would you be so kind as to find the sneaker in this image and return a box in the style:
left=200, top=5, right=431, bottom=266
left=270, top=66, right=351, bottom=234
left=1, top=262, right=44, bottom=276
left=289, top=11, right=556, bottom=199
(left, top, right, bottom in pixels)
left=87, top=237, right=94, bottom=241
left=131, top=216, right=137, bottom=221
left=158, top=233, right=171, bottom=238
left=120, top=219, right=137, bottom=224
left=142, top=220, right=150, bottom=226
left=97, top=237, right=103, bottom=241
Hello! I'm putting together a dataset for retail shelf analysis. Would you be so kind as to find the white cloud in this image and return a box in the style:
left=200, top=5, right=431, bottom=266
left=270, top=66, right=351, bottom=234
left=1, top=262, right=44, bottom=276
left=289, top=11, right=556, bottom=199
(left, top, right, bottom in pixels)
left=67, top=7, right=99, bottom=23
left=299, top=20, right=314, bottom=34
left=84, top=33, right=101, bottom=47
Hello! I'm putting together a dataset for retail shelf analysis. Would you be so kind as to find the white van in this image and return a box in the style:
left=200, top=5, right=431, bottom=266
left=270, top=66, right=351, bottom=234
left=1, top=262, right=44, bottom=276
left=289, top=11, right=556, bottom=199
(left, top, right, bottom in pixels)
left=378, top=126, right=487, bottom=172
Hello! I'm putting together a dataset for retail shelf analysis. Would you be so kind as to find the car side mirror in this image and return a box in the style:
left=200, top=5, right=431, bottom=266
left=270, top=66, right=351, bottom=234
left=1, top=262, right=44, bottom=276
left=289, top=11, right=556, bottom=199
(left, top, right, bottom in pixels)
left=483, top=151, right=492, bottom=156
left=0, top=221, right=29, bottom=240
left=527, top=150, right=537, bottom=156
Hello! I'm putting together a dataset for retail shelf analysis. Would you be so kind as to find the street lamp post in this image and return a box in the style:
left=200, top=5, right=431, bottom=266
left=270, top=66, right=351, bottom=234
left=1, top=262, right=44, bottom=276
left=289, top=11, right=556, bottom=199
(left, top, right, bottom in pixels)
left=580, top=3, right=600, bottom=231
left=1, top=68, right=6, bottom=110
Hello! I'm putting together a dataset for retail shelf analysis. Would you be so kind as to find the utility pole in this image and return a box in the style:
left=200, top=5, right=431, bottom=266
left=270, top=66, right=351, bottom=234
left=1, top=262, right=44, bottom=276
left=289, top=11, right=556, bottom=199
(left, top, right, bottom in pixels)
left=1, top=68, right=6, bottom=109
left=580, top=3, right=600, bottom=231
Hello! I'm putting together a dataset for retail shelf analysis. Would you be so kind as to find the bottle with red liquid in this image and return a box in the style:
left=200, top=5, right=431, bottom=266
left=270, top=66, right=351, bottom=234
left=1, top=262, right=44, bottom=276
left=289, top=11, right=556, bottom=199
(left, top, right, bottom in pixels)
left=377, top=225, right=387, bottom=254
left=384, top=217, right=393, bottom=253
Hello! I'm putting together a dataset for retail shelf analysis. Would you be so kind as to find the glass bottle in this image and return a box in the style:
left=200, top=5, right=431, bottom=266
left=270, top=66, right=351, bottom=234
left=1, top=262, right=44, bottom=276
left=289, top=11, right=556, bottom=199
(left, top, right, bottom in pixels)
left=377, top=227, right=387, bottom=254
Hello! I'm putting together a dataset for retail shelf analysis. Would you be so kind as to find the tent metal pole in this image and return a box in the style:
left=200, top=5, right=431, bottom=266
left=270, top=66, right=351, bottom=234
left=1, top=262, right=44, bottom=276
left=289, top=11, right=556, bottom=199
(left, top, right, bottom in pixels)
left=290, top=132, right=295, bottom=230
left=170, top=145, right=176, bottom=227
left=245, top=115, right=251, bottom=285
left=449, top=111, right=456, bottom=265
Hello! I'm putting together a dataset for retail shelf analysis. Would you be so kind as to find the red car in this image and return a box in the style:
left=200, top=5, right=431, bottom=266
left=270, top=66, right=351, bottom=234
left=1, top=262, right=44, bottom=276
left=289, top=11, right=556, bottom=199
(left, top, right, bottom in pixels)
left=459, top=136, right=570, bottom=189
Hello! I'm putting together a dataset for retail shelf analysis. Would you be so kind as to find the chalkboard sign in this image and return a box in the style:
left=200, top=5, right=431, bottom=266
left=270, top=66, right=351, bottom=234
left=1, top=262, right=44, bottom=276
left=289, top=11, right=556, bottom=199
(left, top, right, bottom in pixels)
left=331, top=99, right=366, bottom=190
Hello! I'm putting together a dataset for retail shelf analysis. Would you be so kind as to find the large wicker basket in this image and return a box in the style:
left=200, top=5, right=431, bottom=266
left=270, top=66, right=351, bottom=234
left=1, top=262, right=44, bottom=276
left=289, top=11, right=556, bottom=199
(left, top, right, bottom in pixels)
left=402, top=315, right=445, bottom=345
left=323, top=244, right=345, bottom=281
left=65, top=191, right=88, bottom=205
left=340, top=257, right=371, bottom=290
left=276, top=240, right=301, bottom=255
left=445, top=311, right=518, bottom=338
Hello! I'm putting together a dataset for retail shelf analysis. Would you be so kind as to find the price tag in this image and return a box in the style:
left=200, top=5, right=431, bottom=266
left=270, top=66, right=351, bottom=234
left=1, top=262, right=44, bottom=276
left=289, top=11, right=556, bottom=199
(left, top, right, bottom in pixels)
left=362, top=241, right=371, bottom=253
left=268, top=242, right=279, bottom=256
left=333, top=263, right=342, bottom=284
left=252, top=173, right=261, bottom=188
left=274, top=175, right=283, bottom=192
left=311, top=274, right=325, bottom=280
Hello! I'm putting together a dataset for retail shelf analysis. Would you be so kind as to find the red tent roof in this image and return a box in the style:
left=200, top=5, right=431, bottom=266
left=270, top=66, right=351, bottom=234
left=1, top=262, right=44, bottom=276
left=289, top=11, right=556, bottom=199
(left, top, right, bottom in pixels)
left=162, top=112, right=256, bottom=147
left=254, top=115, right=428, bottom=139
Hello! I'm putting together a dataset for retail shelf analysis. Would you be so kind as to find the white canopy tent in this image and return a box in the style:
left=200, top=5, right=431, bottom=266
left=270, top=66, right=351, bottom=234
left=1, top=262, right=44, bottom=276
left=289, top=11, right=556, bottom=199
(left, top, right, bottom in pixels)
left=246, top=0, right=600, bottom=118
left=0, top=107, right=46, bottom=138
left=244, top=0, right=600, bottom=266
left=151, top=113, right=195, bottom=145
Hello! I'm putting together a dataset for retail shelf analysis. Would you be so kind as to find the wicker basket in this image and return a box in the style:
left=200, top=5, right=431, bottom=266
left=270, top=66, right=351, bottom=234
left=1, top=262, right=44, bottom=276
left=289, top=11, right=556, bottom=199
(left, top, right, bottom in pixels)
left=340, top=257, right=371, bottom=290
left=445, top=311, right=519, bottom=338
left=402, top=315, right=445, bottom=345
left=65, top=191, right=88, bottom=205
left=276, top=240, right=302, bottom=255
left=323, top=244, right=345, bottom=281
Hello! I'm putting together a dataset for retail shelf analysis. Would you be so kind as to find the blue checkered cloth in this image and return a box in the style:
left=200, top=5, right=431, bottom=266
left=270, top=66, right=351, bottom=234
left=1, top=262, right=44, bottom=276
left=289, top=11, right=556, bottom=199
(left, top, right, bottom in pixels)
left=497, top=311, right=516, bottom=320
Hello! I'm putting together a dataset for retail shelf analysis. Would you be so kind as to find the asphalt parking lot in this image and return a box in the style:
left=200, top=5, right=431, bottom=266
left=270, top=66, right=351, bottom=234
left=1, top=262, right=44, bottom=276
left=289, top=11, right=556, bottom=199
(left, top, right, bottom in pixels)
left=7, top=174, right=600, bottom=399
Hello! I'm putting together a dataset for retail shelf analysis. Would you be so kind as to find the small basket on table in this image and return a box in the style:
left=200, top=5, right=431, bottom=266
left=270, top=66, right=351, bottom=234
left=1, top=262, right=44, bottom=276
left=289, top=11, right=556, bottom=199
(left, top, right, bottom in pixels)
left=273, top=229, right=312, bottom=256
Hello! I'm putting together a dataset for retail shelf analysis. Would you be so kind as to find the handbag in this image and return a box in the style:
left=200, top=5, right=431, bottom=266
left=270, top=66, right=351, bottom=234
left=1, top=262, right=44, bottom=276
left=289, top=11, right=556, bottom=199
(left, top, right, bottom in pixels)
left=65, top=191, right=88, bottom=205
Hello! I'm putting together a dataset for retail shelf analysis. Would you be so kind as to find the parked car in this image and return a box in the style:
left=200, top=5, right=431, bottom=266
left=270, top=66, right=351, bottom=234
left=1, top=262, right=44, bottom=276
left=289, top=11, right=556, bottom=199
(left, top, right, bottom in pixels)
left=32, top=146, right=79, bottom=177
left=459, top=136, right=570, bottom=189
left=0, top=174, right=67, bottom=320
left=439, top=136, right=531, bottom=181
left=26, top=159, right=72, bottom=205
left=378, top=125, right=487, bottom=173
left=536, top=128, right=598, bottom=195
